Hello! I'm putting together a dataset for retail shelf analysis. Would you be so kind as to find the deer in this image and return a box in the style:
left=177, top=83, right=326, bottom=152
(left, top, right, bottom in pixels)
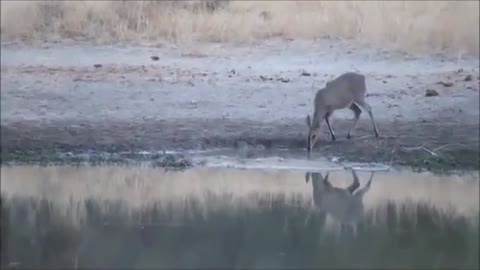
left=306, top=72, right=380, bottom=157
left=305, top=169, right=374, bottom=236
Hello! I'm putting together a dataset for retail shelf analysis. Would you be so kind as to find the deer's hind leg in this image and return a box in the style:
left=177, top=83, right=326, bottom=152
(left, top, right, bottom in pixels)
left=354, top=172, right=375, bottom=199
left=353, top=99, right=380, bottom=138
left=347, top=103, right=362, bottom=139
left=347, top=169, right=361, bottom=194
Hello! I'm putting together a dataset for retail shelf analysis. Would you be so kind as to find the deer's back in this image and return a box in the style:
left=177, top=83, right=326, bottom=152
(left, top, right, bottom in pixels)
left=315, top=72, right=367, bottom=108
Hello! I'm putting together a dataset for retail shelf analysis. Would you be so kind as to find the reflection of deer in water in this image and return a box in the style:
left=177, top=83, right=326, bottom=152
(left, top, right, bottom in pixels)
left=305, top=169, right=374, bottom=235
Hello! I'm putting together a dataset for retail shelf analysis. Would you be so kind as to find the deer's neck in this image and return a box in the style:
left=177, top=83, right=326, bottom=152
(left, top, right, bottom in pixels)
left=311, top=113, right=321, bottom=129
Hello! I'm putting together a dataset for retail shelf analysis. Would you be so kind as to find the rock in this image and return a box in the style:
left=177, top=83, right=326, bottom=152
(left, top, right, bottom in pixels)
left=300, top=71, right=311, bottom=76
left=255, top=144, right=266, bottom=151
left=93, top=64, right=102, bottom=68
left=425, top=89, right=439, bottom=97
left=464, top=74, right=472, bottom=81
left=150, top=56, right=160, bottom=61
left=437, top=81, right=453, bottom=87
left=259, top=75, right=272, bottom=81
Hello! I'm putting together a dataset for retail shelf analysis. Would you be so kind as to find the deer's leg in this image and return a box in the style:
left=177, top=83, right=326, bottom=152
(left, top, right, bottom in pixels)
left=324, top=111, right=336, bottom=141
left=347, top=169, right=361, bottom=194
left=347, top=103, right=362, bottom=139
left=354, top=172, right=375, bottom=198
left=354, top=100, right=379, bottom=138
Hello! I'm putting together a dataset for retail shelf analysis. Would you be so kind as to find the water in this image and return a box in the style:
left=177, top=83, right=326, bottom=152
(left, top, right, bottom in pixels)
left=1, top=165, right=479, bottom=269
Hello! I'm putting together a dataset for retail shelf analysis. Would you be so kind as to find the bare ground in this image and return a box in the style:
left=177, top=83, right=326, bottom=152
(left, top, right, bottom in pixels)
left=1, top=39, right=479, bottom=169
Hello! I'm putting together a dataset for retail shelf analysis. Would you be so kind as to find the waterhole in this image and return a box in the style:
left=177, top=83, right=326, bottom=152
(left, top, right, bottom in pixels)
left=1, top=165, right=479, bottom=269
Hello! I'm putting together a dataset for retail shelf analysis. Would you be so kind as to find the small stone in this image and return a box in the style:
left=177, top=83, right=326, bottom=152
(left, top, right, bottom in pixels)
left=277, top=77, right=290, bottom=83
left=300, top=71, right=311, bottom=77
left=255, top=144, right=266, bottom=151
left=93, top=64, right=102, bottom=68
left=437, top=81, right=453, bottom=87
left=425, top=89, right=439, bottom=97
left=151, top=56, right=160, bottom=61
left=259, top=75, right=271, bottom=81
left=464, top=74, right=472, bottom=81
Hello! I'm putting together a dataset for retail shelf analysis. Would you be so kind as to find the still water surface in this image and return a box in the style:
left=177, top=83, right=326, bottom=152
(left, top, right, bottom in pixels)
left=1, top=165, right=479, bottom=269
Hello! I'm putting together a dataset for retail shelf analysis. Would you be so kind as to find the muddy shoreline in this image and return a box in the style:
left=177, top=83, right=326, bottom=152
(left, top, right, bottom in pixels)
left=2, top=117, right=478, bottom=171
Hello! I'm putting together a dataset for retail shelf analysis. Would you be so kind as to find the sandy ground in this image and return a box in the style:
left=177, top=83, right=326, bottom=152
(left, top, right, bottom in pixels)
left=1, top=39, right=479, bottom=168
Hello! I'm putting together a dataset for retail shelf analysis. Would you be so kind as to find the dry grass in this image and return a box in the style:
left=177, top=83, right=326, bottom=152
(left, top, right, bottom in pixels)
left=1, top=1, right=479, bottom=55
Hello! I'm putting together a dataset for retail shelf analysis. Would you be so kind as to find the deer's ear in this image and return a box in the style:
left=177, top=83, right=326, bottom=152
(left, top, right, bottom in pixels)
left=306, top=115, right=311, bottom=127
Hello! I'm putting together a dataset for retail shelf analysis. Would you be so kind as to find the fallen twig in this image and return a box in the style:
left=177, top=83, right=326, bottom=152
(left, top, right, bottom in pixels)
left=402, top=144, right=438, bottom=157
left=432, top=143, right=468, bottom=152
left=355, top=135, right=376, bottom=140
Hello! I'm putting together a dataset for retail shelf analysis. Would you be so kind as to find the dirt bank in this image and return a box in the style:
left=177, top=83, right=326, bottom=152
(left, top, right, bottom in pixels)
left=1, top=39, right=479, bottom=170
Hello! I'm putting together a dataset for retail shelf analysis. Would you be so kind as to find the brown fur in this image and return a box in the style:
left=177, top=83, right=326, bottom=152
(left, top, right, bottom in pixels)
left=306, top=72, right=380, bottom=156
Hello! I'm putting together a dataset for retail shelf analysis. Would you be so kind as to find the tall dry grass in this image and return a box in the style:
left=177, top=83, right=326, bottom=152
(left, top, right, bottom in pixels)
left=1, top=1, right=478, bottom=55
